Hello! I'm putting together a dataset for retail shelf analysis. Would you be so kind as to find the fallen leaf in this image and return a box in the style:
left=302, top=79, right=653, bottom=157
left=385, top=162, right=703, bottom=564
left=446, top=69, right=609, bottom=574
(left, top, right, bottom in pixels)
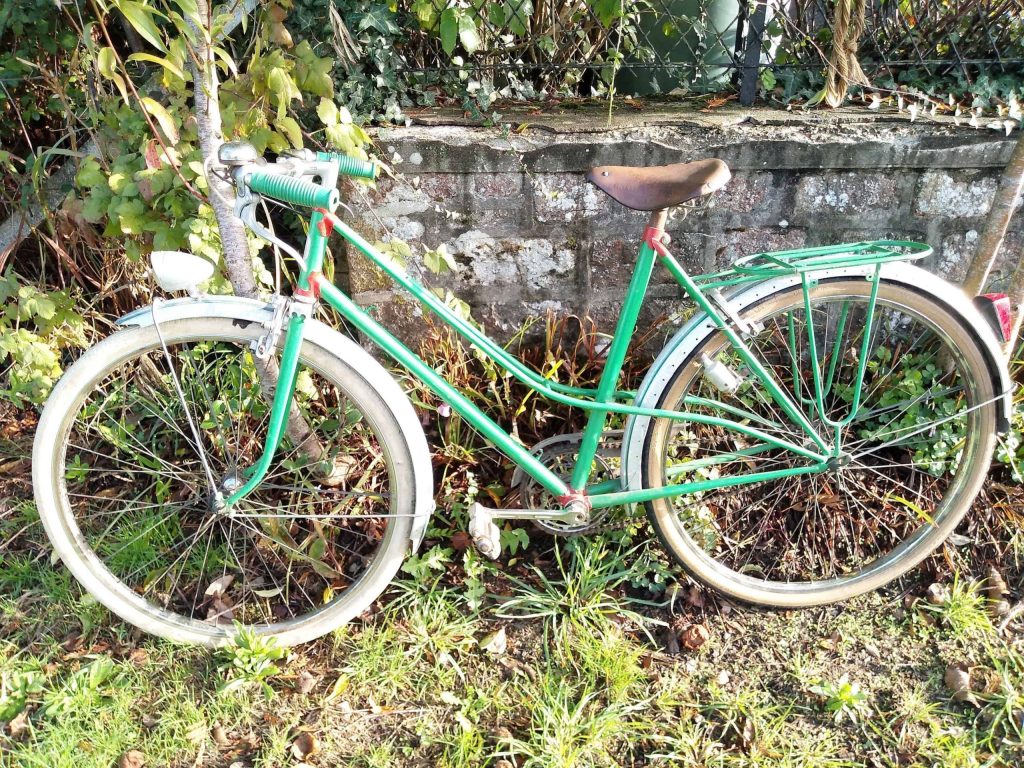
left=186, top=724, right=207, bottom=744
left=944, top=663, right=977, bottom=706
left=119, top=750, right=146, bottom=768
left=440, top=690, right=462, bottom=706
left=989, top=599, right=1011, bottom=619
left=295, top=670, right=318, bottom=695
left=211, top=724, right=229, bottom=747
left=291, top=732, right=319, bottom=760
left=7, top=710, right=29, bottom=740
left=700, top=94, right=736, bottom=112
left=450, top=531, right=471, bottom=550
left=681, top=623, right=711, bottom=651
left=205, top=575, right=234, bottom=597
left=926, top=583, right=950, bottom=605
left=479, top=627, right=507, bottom=655
left=321, top=673, right=349, bottom=705
left=686, top=585, right=705, bottom=609
left=739, top=716, right=756, bottom=751
left=985, top=567, right=1009, bottom=601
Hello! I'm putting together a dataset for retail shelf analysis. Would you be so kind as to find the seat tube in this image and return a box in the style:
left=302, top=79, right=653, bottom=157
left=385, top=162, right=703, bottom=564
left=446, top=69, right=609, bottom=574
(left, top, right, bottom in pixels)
left=569, top=210, right=665, bottom=491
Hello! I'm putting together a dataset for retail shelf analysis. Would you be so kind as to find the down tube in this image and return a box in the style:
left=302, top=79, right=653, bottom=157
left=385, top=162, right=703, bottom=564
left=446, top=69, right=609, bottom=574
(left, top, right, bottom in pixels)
left=315, top=279, right=571, bottom=498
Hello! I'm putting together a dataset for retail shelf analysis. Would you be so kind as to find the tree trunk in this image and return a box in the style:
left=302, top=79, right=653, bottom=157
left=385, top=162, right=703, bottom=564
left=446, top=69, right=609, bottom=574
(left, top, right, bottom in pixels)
left=190, top=0, right=258, bottom=298
left=190, top=0, right=325, bottom=462
left=961, top=133, right=1024, bottom=299
left=957, top=132, right=1024, bottom=358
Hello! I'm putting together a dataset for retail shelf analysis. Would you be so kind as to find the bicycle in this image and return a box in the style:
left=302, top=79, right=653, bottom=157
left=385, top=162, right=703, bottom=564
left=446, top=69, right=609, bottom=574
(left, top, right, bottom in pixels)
left=32, top=142, right=1015, bottom=646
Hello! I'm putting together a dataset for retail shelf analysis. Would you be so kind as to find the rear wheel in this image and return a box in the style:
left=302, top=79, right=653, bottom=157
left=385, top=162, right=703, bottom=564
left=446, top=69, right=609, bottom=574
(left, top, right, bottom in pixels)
left=33, top=317, right=415, bottom=646
left=641, top=277, right=997, bottom=607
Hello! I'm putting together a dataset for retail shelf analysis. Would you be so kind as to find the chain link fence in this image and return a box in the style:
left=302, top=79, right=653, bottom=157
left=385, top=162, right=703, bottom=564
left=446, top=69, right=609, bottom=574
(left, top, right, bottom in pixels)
left=389, top=0, right=1024, bottom=105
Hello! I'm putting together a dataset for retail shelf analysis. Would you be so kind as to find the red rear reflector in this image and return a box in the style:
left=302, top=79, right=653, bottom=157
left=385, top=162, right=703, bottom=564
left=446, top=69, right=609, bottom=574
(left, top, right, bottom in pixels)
left=974, top=293, right=1012, bottom=343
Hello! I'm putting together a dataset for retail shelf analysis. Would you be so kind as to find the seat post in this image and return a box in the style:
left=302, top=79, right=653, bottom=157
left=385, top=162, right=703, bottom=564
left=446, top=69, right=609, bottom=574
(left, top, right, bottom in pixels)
left=648, top=208, right=668, bottom=231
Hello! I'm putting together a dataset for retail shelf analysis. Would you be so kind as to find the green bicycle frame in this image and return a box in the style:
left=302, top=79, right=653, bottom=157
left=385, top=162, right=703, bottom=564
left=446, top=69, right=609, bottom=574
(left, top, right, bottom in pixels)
left=223, top=205, right=901, bottom=512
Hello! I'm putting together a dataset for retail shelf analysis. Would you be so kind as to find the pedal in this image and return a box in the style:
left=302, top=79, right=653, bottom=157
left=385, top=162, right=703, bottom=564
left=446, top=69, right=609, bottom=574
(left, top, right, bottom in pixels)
left=468, top=503, right=502, bottom=559
left=467, top=501, right=586, bottom=558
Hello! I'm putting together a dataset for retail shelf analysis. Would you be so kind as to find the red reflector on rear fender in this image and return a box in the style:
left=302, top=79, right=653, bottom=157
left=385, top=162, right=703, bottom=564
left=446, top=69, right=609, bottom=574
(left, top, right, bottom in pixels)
left=974, top=293, right=1012, bottom=342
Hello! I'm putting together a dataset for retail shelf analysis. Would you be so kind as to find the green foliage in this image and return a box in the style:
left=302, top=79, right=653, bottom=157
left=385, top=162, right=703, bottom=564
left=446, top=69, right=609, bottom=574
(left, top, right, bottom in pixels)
left=0, top=665, right=45, bottom=721
left=494, top=543, right=658, bottom=650
left=217, top=625, right=288, bottom=698
left=288, top=0, right=637, bottom=123
left=0, top=269, right=87, bottom=405
left=0, top=0, right=85, bottom=163
left=808, top=675, right=871, bottom=724
left=41, top=657, right=122, bottom=718
left=64, top=0, right=372, bottom=295
left=401, top=543, right=456, bottom=581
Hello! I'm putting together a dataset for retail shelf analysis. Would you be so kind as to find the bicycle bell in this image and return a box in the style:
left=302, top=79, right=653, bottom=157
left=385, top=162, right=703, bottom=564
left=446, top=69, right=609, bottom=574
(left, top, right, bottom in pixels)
left=218, top=141, right=258, bottom=167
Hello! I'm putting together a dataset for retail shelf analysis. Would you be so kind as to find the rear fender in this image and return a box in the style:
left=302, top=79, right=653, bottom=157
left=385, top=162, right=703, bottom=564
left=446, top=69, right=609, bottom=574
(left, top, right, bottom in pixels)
left=117, top=296, right=435, bottom=550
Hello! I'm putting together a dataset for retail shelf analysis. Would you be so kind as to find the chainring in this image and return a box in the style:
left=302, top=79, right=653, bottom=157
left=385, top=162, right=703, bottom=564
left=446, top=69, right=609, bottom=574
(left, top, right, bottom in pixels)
left=511, top=430, right=637, bottom=536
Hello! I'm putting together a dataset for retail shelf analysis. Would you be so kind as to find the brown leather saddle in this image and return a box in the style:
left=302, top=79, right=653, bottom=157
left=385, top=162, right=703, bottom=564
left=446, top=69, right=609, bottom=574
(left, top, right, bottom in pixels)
left=586, top=159, right=731, bottom=211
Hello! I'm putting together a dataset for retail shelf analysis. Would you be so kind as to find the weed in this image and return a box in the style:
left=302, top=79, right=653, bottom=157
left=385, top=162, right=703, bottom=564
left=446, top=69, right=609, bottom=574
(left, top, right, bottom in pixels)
left=975, top=644, right=1024, bottom=750
left=334, top=621, right=420, bottom=701
left=566, top=623, right=646, bottom=705
left=494, top=542, right=660, bottom=652
left=510, top=670, right=650, bottom=768
left=918, top=577, right=994, bottom=640
left=0, top=663, right=45, bottom=721
left=217, top=626, right=288, bottom=698
left=808, top=674, right=872, bottom=724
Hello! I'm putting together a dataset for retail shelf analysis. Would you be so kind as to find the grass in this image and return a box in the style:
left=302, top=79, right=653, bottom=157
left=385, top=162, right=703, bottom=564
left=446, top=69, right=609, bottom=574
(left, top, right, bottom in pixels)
left=4, top=330, right=1024, bottom=767
left=4, top=485, right=1024, bottom=767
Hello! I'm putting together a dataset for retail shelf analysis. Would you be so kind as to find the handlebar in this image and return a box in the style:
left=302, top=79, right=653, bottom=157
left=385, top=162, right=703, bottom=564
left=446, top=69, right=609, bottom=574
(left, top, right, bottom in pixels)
left=237, top=151, right=375, bottom=209
left=245, top=171, right=340, bottom=209
left=316, top=151, right=377, bottom=180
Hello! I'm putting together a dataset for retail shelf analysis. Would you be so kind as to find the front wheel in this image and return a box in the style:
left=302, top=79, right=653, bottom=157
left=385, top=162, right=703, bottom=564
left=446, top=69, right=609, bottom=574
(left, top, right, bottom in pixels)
left=641, top=277, right=997, bottom=607
left=33, top=317, right=416, bottom=646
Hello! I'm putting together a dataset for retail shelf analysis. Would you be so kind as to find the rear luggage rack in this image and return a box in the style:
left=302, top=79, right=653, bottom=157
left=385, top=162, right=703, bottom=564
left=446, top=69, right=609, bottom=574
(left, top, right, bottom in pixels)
left=730, top=240, right=932, bottom=278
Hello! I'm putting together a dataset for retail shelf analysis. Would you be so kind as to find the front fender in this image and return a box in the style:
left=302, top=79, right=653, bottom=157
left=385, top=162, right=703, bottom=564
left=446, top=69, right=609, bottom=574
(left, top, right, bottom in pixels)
left=117, top=296, right=435, bottom=550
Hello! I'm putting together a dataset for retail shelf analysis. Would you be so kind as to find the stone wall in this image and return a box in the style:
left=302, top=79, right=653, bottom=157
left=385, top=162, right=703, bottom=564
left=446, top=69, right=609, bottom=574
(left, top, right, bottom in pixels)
left=339, top=108, right=1021, bottom=341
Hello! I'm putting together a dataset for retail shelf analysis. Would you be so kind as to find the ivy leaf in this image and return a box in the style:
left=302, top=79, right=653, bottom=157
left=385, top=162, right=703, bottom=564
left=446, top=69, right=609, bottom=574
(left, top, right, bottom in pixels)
left=458, top=12, right=481, bottom=54
left=423, top=244, right=456, bottom=274
left=439, top=8, right=458, bottom=55
left=140, top=97, right=179, bottom=144
left=275, top=116, right=303, bottom=149
left=359, top=5, right=401, bottom=35
left=118, top=0, right=168, bottom=52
